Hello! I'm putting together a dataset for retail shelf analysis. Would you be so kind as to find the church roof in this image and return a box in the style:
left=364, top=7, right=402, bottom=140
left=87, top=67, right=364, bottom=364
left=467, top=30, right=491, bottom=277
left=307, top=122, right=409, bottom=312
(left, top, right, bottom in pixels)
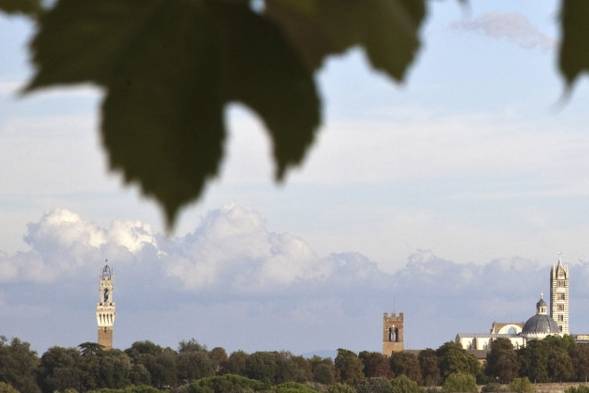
left=522, top=314, right=560, bottom=335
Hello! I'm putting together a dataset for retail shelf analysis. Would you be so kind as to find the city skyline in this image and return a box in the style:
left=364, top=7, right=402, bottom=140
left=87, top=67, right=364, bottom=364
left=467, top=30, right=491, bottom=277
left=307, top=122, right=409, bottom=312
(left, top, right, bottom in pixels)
left=2, top=0, right=589, bottom=356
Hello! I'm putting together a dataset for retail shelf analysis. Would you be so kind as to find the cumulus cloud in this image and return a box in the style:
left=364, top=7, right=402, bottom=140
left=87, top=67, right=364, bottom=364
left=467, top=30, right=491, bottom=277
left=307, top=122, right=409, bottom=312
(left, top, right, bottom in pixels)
left=0, top=209, right=158, bottom=283
left=452, top=12, right=554, bottom=50
left=0, top=205, right=381, bottom=293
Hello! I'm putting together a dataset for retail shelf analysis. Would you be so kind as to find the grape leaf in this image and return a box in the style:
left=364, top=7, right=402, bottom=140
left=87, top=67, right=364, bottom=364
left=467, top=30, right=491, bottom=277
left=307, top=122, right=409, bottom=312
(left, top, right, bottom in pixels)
left=0, top=0, right=40, bottom=16
left=559, top=0, right=589, bottom=87
left=27, top=0, right=167, bottom=89
left=28, top=0, right=320, bottom=227
left=213, top=4, right=321, bottom=180
left=101, top=1, right=225, bottom=227
left=265, top=0, right=426, bottom=81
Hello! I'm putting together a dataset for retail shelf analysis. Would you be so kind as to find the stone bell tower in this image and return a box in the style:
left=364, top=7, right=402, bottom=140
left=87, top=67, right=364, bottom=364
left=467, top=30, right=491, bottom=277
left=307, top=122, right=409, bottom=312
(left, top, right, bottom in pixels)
left=382, top=312, right=404, bottom=355
left=96, top=261, right=116, bottom=349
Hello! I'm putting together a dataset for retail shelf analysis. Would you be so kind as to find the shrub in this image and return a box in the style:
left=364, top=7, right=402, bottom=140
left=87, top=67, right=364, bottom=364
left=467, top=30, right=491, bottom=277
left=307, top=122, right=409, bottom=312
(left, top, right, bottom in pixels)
left=481, top=383, right=507, bottom=393
left=177, top=375, right=268, bottom=393
left=0, top=383, right=19, bottom=393
left=327, top=384, right=356, bottom=393
left=566, top=387, right=589, bottom=393
left=390, top=375, right=422, bottom=393
left=356, top=378, right=392, bottom=393
left=566, top=388, right=588, bottom=393
left=509, top=378, right=534, bottom=393
left=442, top=373, right=477, bottom=393
left=273, top=383, right=319, bottom=393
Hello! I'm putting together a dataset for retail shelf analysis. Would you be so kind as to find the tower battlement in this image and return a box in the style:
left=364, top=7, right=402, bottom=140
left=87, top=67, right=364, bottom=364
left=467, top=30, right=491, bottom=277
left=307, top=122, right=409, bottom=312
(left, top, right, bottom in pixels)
left=383, top=312, right=404, bottom=319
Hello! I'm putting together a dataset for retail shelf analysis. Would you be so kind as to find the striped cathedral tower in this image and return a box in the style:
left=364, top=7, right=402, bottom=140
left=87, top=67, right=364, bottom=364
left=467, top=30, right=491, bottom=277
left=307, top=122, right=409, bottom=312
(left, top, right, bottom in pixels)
left=550, top=256, right=569, bottom=334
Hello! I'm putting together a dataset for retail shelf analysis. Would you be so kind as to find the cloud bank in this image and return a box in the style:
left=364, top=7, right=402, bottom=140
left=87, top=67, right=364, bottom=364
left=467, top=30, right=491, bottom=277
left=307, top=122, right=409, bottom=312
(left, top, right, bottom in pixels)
left=2, top=205, right=589, bottom=354
left=452, top=12, right=554, bottom=50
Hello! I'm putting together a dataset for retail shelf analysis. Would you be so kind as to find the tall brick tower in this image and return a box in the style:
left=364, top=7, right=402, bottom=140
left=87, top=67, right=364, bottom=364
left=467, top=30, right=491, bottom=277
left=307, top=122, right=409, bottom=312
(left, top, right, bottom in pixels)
left=382, top=312, right=404, bottom=355
left=550, top=257, right=569, bottom=334
left=96, top=261, right=116, bottom=349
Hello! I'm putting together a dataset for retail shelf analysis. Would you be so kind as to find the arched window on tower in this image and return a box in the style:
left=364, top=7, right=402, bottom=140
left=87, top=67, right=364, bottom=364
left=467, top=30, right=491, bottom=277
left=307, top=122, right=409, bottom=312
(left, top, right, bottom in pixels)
left=394, top=327, right=400, bottom=342
left=388, top=327, right=396, bottom=342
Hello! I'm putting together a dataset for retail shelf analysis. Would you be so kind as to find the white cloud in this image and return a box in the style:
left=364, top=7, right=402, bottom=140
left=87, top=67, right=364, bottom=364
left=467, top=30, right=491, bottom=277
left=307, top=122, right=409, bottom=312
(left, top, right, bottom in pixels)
left=451, top=12, right=554, bottom=50
left=162, top=204, right=341, bottom=292
left=4, top=205, right=589, bottom=352
left=0, top=208, right=159, bottom=282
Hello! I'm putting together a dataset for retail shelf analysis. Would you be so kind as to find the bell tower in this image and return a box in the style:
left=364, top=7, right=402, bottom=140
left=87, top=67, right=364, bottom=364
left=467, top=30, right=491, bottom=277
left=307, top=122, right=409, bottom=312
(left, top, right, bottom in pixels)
left=96, top=261, right=116, bottom=349
left=382, top=312, right=404, bottom=355
left=550, top=256, right=569, bottom=334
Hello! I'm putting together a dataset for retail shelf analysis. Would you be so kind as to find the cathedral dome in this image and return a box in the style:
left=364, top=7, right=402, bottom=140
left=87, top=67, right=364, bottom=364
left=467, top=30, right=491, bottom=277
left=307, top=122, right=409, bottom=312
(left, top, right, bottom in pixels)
left=522, top=314, right=560, bottom=336
left=522, top=294, right=560, bottom=338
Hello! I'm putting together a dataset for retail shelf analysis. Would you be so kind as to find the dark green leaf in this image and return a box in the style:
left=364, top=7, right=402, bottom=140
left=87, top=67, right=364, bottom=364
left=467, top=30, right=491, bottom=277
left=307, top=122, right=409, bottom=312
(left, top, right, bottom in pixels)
left=28, top=0, right=321, bottom=227
left=0, top=0, right=41, bottom=16
left=101, top=1, right=225, bottom=227
left=215, top=4, right=321, bottom=179
left=559, top=0, right=589, bottom=87
left=27, top=0, right=165, bottom=90
left=265, top=0, right=426, bottom=81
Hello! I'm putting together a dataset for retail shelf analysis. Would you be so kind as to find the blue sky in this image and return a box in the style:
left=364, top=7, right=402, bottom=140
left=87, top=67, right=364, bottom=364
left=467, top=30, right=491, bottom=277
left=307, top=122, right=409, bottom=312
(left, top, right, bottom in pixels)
left=1, top=0, right=589, bottom=354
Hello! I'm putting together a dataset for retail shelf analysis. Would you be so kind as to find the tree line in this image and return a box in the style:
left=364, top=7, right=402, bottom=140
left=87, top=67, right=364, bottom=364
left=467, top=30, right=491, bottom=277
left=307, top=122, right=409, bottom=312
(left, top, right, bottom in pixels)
left=2, top=335, right=589, bottom=393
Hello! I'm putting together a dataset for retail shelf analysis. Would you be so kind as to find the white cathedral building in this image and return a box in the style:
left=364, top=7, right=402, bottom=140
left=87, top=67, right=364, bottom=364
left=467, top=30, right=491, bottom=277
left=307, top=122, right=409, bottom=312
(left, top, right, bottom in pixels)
left=456, top=258, right=575, bottom=353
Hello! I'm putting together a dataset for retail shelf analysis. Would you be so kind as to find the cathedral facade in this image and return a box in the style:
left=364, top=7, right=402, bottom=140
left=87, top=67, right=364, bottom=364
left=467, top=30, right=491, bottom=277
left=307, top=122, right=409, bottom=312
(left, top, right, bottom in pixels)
left=457, top=258, right=570, bottom=354
left=96, top=262, right=116, bottom=349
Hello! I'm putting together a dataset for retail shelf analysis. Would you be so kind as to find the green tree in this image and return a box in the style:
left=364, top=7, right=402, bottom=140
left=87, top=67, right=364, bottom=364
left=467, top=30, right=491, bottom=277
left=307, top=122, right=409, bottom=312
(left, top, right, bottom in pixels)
left=125, top=342, right=177, bottom=388
left=389, top=353, right=421, bottom=384
left=275, top=353, right=312, bottom=383
left=546, top=347, right=574, bottom=382
left=78, top=343, right=104, bottom=357
left=571, top=344, right=589, bottom=382
left=509, top=377, right=535, bottom=393
left=358, top=352, right=390, bottom=378
left=38, top=347, right=84, bottom=393
left=442, top=372, right=477, bottom=393
left=178, top=340, right=207, bottom=354
left=245, top=352, right=279, bottom=384
left=223, top=351, right=249, bottom=376
left=436, top=342, right=479, bottom=380
left=485, top=338, right=518, bottom=384
left=517, top=340, right=549, bottom=383
left=309, top=357, right=336, bottom=385
left=208, top=348, right=228, bottom=373
left=129, top=365, right=151, bottom=386
left=334, top=349, right=364, bottom=385
left=177, top=351, right=215, bottom=383
left=355, top=377, right=392, bottom=393
left=390, top=375, right=422, bottom=393
left=418, top=349, right=440, bottom=386
left=94, top=350, right=132, bottom=388
left=0, top=337, right=40, bottom=393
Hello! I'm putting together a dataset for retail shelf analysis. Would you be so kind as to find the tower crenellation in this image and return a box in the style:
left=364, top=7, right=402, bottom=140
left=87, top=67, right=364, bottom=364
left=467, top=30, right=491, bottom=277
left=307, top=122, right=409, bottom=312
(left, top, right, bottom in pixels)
left=96, top=261, right=116, bottom=349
